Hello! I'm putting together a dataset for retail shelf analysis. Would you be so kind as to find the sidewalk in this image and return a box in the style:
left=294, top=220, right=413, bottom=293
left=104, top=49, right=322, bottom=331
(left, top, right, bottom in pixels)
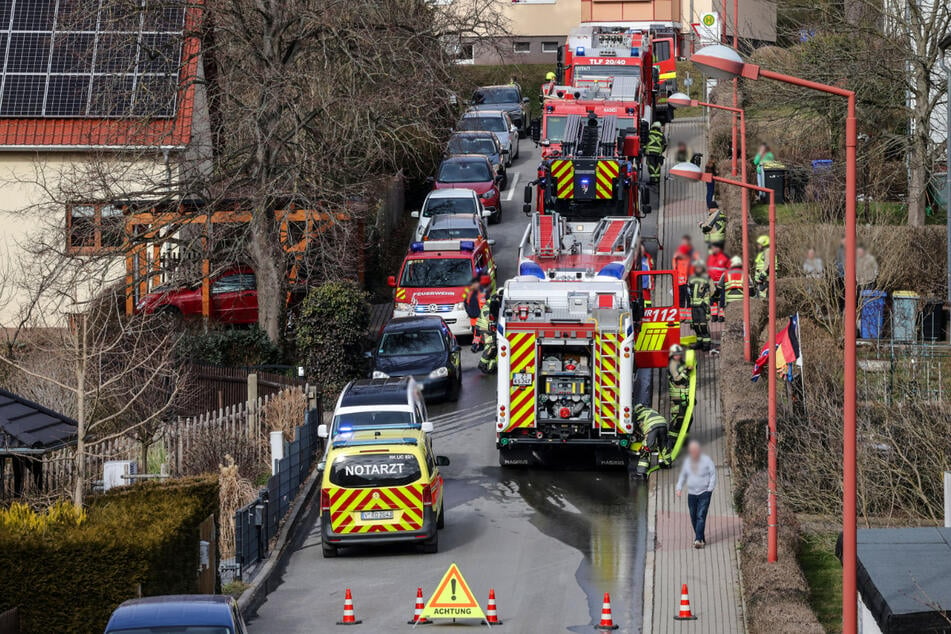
left=644, top=118, right=746, bottom=633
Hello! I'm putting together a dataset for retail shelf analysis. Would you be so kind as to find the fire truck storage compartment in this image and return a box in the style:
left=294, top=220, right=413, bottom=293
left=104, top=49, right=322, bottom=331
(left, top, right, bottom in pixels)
left=538, top=343, right=592, bottom=423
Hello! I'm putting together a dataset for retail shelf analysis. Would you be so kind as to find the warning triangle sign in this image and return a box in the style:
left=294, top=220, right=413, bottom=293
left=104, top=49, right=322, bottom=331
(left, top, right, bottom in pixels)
left=419, top=563, right=486, bottom=622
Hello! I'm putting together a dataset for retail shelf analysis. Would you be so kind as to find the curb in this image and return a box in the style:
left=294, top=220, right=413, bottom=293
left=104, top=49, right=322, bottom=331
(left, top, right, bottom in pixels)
left=641, top=453, right=659, bottom=633
left=237, top=463, right=322, bottom=616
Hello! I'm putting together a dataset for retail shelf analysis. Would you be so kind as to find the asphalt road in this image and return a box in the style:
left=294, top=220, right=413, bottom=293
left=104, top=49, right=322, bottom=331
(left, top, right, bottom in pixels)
left=248, top=141, right=650, bottom=633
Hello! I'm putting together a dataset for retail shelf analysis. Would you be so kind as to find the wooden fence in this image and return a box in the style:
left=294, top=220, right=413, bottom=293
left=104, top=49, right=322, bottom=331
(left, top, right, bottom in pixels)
left=183, top=364, right=305, bottom=416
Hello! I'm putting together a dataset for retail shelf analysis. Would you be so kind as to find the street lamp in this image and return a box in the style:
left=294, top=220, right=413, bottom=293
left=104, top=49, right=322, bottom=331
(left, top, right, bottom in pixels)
left=669, top=91, right=752, bottom=362
left=691, top=43, right=859, bottom=633
left=670, top=161, right=779, bottom=564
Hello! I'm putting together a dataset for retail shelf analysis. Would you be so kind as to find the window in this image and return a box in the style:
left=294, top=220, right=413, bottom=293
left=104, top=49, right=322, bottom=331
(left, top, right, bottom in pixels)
left=211, top=273, right=256, bottom=294
left=454, top=43, right=474, bottom=64
left=542, top=41, right=560, bottom=54
left=513, top=41, right=531, bottom=54
left=329, top=453, right=422, bottom=488
left=66, top=203, right=125, bottom=254
left=653, top=40, right=672, bottom=62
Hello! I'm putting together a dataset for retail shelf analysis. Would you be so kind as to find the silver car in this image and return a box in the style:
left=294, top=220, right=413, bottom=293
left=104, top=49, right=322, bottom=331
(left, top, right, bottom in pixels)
left=457, top=110, right=520, bottom=166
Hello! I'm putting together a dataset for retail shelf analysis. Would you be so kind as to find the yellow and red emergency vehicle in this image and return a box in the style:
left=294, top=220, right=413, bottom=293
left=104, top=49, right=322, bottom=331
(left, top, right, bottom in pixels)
left=388, top=238, right=497, bottom=338
left=320, top=427, right=449, bottom=556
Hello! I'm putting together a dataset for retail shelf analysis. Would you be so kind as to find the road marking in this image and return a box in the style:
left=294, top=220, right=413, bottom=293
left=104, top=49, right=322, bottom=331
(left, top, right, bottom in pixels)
left=504, top=173, right=520, bottom=201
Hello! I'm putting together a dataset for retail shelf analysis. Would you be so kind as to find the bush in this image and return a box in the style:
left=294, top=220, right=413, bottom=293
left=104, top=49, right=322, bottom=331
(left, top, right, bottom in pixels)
left=176, top=325, right=283, bottom=367
left=296, top=281, right=370, bottom=397
left=0, top=477, right=218, bottom=634
left=0, top=500, right=86, bottom=534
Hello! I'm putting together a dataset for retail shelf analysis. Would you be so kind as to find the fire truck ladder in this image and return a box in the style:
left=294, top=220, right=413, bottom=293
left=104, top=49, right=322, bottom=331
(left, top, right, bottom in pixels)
left=594, top=325, right=622, bottom=435
left=593, top=217, right=637, bottom=254
left=610, top=76, right=639, bottom=100
left=533, top=213, right=562, bottom=258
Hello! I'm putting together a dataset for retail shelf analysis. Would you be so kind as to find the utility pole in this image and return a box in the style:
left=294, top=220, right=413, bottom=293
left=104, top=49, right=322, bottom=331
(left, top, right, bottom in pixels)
left=940, top=35, right=951, bottom=340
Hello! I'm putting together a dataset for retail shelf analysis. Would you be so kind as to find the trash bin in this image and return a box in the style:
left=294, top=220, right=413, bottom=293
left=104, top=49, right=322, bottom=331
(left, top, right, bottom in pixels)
left=859, top=290, right=887, bottom=339
left=922, top=298, right=946, bottom=341
left=764, top=168, right=786, bottom=204
left=891, top=291, right=918, bottom=342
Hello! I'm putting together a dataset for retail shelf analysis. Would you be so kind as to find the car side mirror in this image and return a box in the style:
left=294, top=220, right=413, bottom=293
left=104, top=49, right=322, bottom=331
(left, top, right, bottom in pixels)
left=317, top=424, right=328, bottom=438
left=482, top=209, right=493, bottom=218
left=435, top=456, right=451, bottom=466
left=387, top=275, right=397, bottom=288
left=363, top=351, right=373, bottom=359
left=488, top=239, right=496, bottom=246
left=421, top=422, right=434, bottom=433
left=501, top=149, right=510, bottom=155
left=523, top=184, right=533, bottom=205
left=539, top=139, right=551, bottom=147
left=522, top=97, right=530, bottom=104
left=510, top=126, right=518, bottom=134
left=425, top=176, right=435, bottom=184
left=410, top=210, right=420, bottom=218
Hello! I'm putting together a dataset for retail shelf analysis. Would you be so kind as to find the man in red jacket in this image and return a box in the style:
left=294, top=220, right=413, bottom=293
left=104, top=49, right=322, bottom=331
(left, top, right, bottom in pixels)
left=706, top=245, right=730, bottom=322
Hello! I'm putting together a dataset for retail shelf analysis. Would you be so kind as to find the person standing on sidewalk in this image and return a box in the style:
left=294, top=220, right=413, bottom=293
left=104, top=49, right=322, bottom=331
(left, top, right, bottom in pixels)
left=675, top=440, right=717, bottom=549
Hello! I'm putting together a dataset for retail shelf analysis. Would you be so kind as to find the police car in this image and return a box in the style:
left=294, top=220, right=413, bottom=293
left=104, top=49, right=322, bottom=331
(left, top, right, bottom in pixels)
left=388, top=238, right=496, bottom=338
left=320, top=428, right=449, bottom=557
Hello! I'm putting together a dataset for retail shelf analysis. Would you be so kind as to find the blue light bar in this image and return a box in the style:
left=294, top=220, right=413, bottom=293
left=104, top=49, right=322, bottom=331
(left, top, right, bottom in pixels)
left=631, top=47, right=640, bottom=57
left=333, top=437, right=419, bottom=449
left=580, top=177, right=591, bottom=186
left=460, top=240, right=475, bottom=251
left=576, top=46, right=585, bottom=56
left=410, top=241, right=424, bottom=252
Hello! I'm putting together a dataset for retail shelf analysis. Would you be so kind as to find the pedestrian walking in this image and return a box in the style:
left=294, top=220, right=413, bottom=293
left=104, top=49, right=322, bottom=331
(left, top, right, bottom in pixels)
left=753, top=144, right=775, bottom=197
left=675, top=440, right=717, bottom=549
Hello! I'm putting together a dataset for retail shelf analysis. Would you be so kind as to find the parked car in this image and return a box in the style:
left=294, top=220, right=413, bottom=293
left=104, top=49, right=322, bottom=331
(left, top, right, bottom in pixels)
left=411, top=188, right=487, bottom=241
left=432, top=155, right=502, bottom=223
left=456, top=110, right=519, bottom=165
left=104, top=595, right=249, bottom=634
left=446, top=131, right=507, bottom=188
left=369, top=316, right=461, bottom=401
left=136, top=266, right=259, bottom=324
left=469, top=84, right=530, bottom=137
left=421, top=213, right=491, bottom=243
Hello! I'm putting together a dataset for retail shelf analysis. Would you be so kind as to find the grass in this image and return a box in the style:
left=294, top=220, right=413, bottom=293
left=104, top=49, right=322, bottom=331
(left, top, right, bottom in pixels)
left=222, top=580, right=250, bottom=598
left=750, top=200, right=910, bottom=225
left=798, top=531, right=843, bottom=633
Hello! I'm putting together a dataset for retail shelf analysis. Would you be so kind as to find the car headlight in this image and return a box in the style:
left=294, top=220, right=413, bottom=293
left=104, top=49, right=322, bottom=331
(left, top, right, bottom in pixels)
left=429, top=366, right=449, bottom=379
left=480, top=189, right=497, bottom=200
left=394, top=302, right=412, bottom=312
left=372, top=370, right=390, bottom=379
left=453, top=302, right=466, bottom=311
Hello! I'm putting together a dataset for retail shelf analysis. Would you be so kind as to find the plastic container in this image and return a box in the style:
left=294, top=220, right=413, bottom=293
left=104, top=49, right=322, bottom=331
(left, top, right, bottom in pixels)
left=859, top=290, right=887, bottom=339
left=764, top=168, right=786, bottom=204
left=891, top=291, right=918, bottom=342
left=921, top=299, right=946, bottom=341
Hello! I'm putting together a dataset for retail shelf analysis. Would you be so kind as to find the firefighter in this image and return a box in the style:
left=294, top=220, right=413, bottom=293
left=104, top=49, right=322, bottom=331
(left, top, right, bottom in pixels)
left=667, top=344, right=692, bottom=452
left=645, top=122, right=667, bottom=184
left=721, top=255, right=747, bottom=304
left=672, top=236, right=696, bottom=321
left=687, top=261, right=713, bottom=351
left=478, top=289, right=503, bottom=374
left=698, top=202, right=726, bottom=251
left=706, top=245, right=730, bottom=322
left=634, top=404, right=670, bottom=476
left=464, top=277, right=487, bottom=352
left=637, top=244, right=654, bottom=307
left=545, top=71, right=556, bottom=81
left=754, top=235, right=771, bottom=298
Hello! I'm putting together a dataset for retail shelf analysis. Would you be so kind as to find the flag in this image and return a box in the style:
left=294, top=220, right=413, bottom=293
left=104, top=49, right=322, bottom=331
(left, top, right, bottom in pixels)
left=751, top=314, right=802, bottom=381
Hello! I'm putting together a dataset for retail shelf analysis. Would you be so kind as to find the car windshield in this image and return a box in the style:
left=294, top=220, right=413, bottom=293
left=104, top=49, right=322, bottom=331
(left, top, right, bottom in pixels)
left=459, top=115, right=506, bottom=133
left=333, top=410, right=414, bottom=432
left=422, top=198, right=477, bottom=217
left=425, top=226, right=480, bottom=240
left=106, top=628, right=232, bottom=634
left=472, top=87, right=520, bottom=104
left=379, top=330, right=446, bottom=356
left=448, top=137, right=498, bottom=156
left=544, top=116, right=568, bottom=141
left=574, top=65, right=642, bottom=79
left=399, top=258, right=473, bottom=288
left=438, top=160, right=492, bottom=183
left=330, top=453, right=422, bottom=488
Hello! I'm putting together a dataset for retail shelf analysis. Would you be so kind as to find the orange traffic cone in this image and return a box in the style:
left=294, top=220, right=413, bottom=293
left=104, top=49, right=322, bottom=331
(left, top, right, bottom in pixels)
left=597, top=592, right=619, bottom=630
left=337, top=588, right=362, bottom=625
left=408, top=587, right=431, bottom=625
left=483, top=588, right=503, bottom=625
left=673, top=583, right=697, bottom=620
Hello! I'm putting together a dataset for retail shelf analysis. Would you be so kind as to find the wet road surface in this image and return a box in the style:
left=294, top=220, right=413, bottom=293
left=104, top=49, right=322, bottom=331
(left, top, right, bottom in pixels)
left=248, top=143, right=650, bottom=633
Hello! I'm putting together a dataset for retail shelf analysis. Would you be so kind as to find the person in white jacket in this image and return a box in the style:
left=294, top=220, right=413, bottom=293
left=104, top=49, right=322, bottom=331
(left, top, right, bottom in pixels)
left=675, top=440, right=717, bottom=548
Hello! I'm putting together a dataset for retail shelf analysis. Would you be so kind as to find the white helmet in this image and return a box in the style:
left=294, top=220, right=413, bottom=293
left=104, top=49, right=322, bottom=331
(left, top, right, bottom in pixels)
left=669, top=344, right=685, bottom=357
left=730, top=255, right=742, bottom=267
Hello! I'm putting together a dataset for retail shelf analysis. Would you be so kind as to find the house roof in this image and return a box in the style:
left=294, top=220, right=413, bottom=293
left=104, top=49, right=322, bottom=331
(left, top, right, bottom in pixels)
left=851, top=527, right=951, bottom=633
left=0, top=387, right=77, bottom=454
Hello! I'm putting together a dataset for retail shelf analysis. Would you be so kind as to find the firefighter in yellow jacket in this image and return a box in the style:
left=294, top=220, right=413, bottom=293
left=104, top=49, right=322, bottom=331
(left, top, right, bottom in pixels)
left=634, top=404, right=670, bottom=476
left=666, top=344, right=692, bottom=452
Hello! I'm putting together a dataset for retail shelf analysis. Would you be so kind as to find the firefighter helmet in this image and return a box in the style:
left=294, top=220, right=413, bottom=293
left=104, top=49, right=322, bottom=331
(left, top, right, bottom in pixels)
left=693, top=260, right=706, bottom=273
left=669, top=344, right=685, bottom=358
left=545, top=71, right=556, bottom=81
left=651, top=121, right=662, bottom=130
left=757, top=235, right=770, bottom=247
left=730, top=255, right=743, bottom=267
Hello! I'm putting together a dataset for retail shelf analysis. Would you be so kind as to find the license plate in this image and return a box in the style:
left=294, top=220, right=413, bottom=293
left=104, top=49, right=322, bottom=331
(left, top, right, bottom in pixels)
left=512, top=373, right=534, bottom=386
left=360, top=510, right=394, bottom=521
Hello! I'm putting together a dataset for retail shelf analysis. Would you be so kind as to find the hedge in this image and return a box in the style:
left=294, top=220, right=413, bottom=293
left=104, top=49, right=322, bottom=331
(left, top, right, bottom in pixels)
left=0, top=476, right=218, bottom=634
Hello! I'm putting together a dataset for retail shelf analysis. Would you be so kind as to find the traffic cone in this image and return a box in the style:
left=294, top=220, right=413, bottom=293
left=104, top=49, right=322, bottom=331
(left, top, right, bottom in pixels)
left=596, top=592, right=619, bottom=630
left=336, top=588, right=362, bottom=625
left=673, top=583, right=697, bottom=620
left=408, top=587, right=431, bottom=625
left=483, top=588, right=503, bottom=625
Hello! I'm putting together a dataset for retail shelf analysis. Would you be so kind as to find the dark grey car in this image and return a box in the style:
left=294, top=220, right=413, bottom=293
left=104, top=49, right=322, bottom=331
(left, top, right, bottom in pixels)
left=469, top=85, right=530, bottom=137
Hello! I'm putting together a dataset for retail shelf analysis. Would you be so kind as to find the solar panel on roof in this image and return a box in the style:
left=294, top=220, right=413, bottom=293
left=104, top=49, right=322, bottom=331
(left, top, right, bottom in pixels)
left=0, top=0, right=186, bottom=119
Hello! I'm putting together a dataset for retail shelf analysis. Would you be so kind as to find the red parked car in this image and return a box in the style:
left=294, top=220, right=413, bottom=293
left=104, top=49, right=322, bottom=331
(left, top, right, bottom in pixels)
left=433, top=155, right=503, bottom=223
left=135, top=267, right=259, bottom=324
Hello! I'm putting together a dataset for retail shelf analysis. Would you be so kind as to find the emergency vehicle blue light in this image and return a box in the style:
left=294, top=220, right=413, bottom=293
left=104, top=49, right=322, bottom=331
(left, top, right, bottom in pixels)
left=598, top=263, right=626, bottom=279
left=576, top=46, right=585, bottom=55
left=631, top=47, right=640, bottom=57
left=410, top=241, right=424, bottom=252
left=519, top=261, right=546, bottom=279
left=333, top=437, right=419, bottom=449
left=580, top=177, right=591, bottom=186
left=460, top=240, right=475, bottom=251
left=339, top=426, right=353, bottom=432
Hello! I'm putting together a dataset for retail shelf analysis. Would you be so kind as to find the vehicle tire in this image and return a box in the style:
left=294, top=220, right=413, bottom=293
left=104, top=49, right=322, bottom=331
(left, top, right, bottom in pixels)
left=514, top=140, right=520, bottom=160
left=322, top=542, right=337, bottom=558
left=501, top=172, right=509, bottom=190
left=449, top=373, right=461, bottom=402
left=437, top=503, right=446, bottom=529
left=505, top=148, right=513, bottom=168
left=419, top=529, right=439, bottom=554
left=491, top=203, right=502, bottom=225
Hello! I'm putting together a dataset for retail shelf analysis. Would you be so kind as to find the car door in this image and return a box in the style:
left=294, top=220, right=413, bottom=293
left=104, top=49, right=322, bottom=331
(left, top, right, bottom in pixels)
left=211, top=272, right=258, bottom=324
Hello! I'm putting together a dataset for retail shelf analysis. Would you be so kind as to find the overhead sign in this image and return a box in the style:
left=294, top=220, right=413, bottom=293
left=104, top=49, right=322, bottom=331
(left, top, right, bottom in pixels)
left=697, top=12, right=721, bottom=46
left=419, top=563, right=487, bottom=623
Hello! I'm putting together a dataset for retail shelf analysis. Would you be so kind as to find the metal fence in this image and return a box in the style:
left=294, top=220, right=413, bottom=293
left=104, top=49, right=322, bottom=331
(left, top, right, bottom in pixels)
left=234, top=405, right=323, bottom=578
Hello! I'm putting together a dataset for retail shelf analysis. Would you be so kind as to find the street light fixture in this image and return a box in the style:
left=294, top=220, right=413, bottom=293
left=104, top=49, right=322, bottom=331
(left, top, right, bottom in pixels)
left=670, top=161, right=779, bottom=565
left=669, top=91, right=753, bottom=362
left=690, top=43, right=859, bottom=633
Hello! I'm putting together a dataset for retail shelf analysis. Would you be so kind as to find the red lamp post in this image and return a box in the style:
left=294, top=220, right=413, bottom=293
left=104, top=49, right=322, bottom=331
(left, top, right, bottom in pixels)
left=671, top=161, right=778, bottom=563
left=668, top=92, right=751, bottom=362
left=689, top=44, right=859, bottom=633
